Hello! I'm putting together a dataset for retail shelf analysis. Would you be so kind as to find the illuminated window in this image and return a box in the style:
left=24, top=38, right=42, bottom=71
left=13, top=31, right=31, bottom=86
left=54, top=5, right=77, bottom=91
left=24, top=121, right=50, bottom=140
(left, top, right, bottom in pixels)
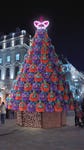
left=16, top=53, right=20, bottom=61
left=7, top=56, right=10, bottom=62
left=0, top=58, right=2, bottom=64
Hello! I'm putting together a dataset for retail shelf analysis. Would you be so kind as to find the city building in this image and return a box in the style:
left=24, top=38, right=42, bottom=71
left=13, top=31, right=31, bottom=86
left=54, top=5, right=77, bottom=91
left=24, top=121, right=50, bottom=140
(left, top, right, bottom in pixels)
left=61, top=55, right=84, bottom=102
left=0, top=29, right=30, bottom=103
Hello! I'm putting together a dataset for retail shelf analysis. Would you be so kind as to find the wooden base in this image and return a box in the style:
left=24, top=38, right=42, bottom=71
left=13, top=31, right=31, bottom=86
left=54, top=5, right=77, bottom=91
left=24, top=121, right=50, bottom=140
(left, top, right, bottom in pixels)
left=16, top=111, right=66, bottom=128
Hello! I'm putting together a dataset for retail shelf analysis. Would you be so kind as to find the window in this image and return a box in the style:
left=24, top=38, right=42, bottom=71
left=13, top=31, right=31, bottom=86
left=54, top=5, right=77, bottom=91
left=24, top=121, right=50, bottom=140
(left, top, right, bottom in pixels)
left=16, top=53, right=20, bottom=61
left=0, top=58, right=2, bottom=64
left=6, top=68, right=10, bottom=79
left=7, top=56, right=10, bottom=62
left=15, top=66, right=19, bottom=78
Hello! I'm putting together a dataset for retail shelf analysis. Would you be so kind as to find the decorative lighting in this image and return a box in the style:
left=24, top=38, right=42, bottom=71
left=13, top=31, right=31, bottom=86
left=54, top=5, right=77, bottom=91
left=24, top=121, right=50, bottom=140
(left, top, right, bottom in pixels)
left=21, top=30, right=26, bottom=35
left=34, top=18, right=49, bottom=29
left=11, top=33, right=15, bottom=47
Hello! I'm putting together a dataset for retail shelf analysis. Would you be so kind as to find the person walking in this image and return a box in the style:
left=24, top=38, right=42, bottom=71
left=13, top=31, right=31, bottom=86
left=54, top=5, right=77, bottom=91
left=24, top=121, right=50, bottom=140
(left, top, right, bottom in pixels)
left=9, top=109, right=14, bottom=119
left=74, top=101, right=83, bottom=127
left=0, top=102, right=1, bottom=124
left=81, top=98, right=84, bottom=126
left=0, top=102, right=6, bottom=124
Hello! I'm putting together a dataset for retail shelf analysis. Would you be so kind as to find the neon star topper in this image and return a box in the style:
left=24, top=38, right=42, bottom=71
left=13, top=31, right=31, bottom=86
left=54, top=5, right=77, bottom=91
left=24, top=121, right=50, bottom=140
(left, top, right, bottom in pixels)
left=34, top=17, right=49, bottom=29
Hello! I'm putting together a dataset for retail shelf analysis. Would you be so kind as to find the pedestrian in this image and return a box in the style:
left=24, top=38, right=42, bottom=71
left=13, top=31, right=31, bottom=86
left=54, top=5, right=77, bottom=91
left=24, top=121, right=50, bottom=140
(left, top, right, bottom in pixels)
left=0, top=103, right=1, bottom=124
left=0, top=102, right=6, bottom=124
left=9, top=109, right=14, bottom=119
left=81, top=98, right=84, bottom=126
left=74, top=101, right=83, bottom=127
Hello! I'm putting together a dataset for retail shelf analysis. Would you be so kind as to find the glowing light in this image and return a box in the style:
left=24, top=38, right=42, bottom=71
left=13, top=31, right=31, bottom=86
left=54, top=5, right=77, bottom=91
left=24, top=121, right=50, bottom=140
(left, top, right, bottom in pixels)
left=10, top=67, right=14, bottom=79
left=20, top=35, right=24, bottom=45
left=1, top=73, right=5, bottom=80
left=3, top=35, right=6, bottom=49
left=21, top=30, right=26, bottom=35
left=11, top=33, right=15, bottom=47
left=34, top=20, right=49, bottom=29
left=72, top=75, right=76, bottom=79
left=10, top=72, right=14, bottom=79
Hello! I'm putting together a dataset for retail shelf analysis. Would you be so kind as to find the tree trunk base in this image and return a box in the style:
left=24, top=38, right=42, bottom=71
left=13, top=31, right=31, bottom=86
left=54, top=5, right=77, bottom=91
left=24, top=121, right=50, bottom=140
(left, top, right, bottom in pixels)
left=16, top=111, right=66, bottom=128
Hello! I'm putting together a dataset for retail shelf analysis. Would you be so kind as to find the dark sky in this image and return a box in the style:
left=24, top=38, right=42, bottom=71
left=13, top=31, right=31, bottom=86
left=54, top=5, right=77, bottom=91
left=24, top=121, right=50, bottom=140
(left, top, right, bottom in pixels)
left=0, top=2, right=84, bottom=71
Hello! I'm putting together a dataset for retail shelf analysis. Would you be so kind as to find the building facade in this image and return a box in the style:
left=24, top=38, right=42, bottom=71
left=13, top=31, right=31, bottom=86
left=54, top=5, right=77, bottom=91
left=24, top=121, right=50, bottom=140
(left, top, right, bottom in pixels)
left=0, top=29, right=30, bottom=102
left=62, top=58, right=84, bottom=102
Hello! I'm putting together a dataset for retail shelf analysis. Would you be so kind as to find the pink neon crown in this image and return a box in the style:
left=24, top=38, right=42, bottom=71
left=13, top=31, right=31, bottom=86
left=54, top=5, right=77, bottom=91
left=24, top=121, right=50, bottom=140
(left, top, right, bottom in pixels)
left=34, top=16, right=49, bottom=29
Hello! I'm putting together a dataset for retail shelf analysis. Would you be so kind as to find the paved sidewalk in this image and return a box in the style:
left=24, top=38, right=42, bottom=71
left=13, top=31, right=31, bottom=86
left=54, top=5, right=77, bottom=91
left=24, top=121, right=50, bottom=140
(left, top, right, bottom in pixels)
left=0, top=119, right=19, bottom=135
left=0, top=111, right=75, bottom=135
left=0, top=113, right=84, bottom=150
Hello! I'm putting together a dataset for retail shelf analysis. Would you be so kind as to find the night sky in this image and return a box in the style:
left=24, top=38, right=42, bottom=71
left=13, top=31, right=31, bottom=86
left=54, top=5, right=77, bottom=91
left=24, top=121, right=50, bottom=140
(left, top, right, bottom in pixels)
left=0, top=2, right=84, bottom=71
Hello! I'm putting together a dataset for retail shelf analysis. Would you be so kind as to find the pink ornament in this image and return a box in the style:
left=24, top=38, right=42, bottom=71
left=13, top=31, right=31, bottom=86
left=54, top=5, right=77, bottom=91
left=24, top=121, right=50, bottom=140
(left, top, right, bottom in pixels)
left=34, top=19, right=49, bottom=29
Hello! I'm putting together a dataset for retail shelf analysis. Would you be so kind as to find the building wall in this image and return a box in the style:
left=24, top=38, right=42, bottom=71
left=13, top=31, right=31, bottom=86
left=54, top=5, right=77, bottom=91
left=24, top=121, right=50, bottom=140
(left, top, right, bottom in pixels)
left=0, top=29, right=30, bottom=102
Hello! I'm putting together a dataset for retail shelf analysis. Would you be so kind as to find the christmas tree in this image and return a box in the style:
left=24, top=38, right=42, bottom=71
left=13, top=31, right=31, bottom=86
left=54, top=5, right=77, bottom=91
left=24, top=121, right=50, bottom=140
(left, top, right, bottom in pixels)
left=6, top=17, right=74, bottom=113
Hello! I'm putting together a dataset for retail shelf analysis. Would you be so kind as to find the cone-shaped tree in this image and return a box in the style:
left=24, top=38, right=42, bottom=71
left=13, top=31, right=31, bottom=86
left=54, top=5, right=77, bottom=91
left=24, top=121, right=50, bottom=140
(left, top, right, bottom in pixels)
left=6, top=17, right=74, bottom=112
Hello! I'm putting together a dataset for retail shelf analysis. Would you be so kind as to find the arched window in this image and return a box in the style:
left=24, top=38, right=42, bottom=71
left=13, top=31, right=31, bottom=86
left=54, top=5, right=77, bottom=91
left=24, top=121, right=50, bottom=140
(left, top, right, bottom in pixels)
left=0, top=58, right=2, bottom=64
left=7, top=56, right=10, bottom=63
left=15, top=66, right=19, bottom=78
left=16, top=53, right=20, bottom=61
left=6, top=68, right=10, bottom=79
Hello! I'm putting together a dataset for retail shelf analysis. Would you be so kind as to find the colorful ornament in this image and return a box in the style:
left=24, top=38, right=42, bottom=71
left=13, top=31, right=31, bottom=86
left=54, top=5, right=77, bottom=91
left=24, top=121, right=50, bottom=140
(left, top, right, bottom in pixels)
left=36, top=101, right=45, bottom=112
left=20, top=73, right=26, bottom=82
left=46, top=62, right=53, bottom=72
left=12, top=102, right=19, bottom=111
left=41, top=81, right=50, bottom=92
left=26, top=57, right=32, bottom=64
left=50, top=73, right=58, bottom=82
left=29, top=91, right=39, bottom=102
left=29, top=64, right=37, bottom=72
left=32, top=82, right=41, bottom=92
left=27, top=102, right=36, bottom=112
left=57, top=81, right=64, bottom=91
left=34, top=72, right=43, bottom=82
left=40, top=55, right=49, bottom=64
left=46, top=103, right=54, bottom=112
left=37, top=63, right=45, bottom=73
left=19, top=102, right=27, bottom=111
left=15, top=91, right=22, bottom=100
left=47, top=91, right=56, bottom=102
left=24, top=83, right=32, bottom=91
left=27, top=73, right=34, bottom=82
left=54, top=103, right=63, bottom=112
left=39, top=92, right=47, bottom=102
